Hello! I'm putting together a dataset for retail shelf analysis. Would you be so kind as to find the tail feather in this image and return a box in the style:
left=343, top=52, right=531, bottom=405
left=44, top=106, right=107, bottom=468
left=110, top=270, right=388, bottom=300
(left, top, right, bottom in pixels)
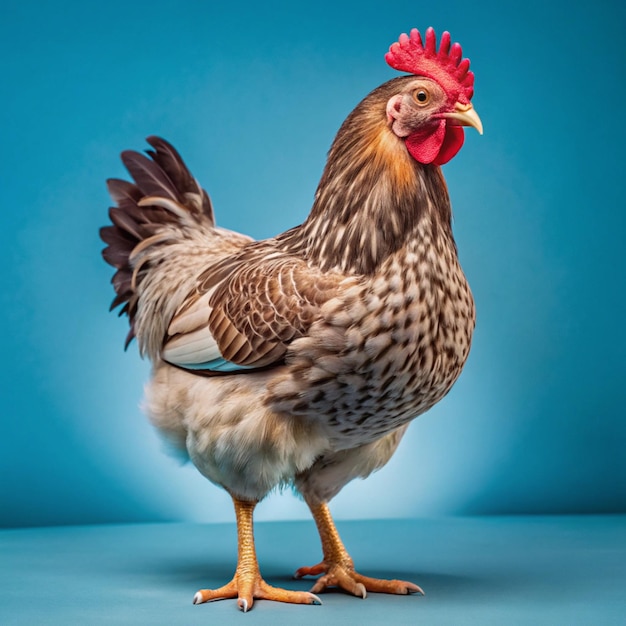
left=107, top=177, right=143, bottom=208
left=121, top=150, right=180, bottom=203
left=107, top=205, right=147, bottom=242
left=145, top=136, right=214, bottom=222
left=101, top=136, right=215, bottom=349
left=101, top=220, right=136, bottom=268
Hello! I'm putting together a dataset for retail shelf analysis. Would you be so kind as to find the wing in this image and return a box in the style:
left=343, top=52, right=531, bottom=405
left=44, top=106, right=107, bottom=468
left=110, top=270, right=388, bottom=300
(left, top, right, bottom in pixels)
left=161, top=243, right=345, bottom=373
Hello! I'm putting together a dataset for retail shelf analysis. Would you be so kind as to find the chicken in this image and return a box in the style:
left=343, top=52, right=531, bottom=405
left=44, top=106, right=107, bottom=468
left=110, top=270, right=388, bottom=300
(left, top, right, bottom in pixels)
left=100, top=27, right=482, bottom=612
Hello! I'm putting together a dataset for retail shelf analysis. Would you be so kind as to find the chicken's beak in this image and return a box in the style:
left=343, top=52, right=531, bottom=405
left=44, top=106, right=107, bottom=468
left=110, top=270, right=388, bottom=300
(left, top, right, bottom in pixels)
left=443, top=102, right=483, bottom=135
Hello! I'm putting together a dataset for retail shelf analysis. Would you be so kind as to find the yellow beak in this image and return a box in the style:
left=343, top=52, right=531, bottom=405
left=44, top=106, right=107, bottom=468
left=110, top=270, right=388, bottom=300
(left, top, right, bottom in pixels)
left=443, top=102, right=483, bottom=135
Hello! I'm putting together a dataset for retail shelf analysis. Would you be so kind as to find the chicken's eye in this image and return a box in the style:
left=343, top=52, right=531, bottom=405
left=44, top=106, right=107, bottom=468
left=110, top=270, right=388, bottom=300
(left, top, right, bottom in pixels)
left=413, top=89, right=430, bottom=106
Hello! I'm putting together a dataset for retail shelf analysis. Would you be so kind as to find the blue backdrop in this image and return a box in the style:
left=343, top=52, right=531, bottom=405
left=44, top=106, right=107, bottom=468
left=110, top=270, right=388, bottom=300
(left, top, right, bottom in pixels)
left=2, top=0, right=625, bottom=528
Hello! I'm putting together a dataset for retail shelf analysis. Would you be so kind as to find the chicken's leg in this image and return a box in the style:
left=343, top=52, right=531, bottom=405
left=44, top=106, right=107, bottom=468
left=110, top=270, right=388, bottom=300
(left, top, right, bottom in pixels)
left=194, top=498, right=322, bottom=612
left=295, top=500, right=423, bottom=598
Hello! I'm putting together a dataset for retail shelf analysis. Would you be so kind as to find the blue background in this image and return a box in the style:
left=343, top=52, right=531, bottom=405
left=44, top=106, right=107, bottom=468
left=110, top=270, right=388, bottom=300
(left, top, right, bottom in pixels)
left=2, top=0, right=625, bottom=528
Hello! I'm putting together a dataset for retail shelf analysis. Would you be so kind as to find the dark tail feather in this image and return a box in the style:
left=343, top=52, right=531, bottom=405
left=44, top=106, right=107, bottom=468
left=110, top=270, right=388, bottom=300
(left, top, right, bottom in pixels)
left=100, top=136, right=214, bottom=348
left=121, top=150, right=180, bottom=203
left=145, top=136, right=214, bottom=223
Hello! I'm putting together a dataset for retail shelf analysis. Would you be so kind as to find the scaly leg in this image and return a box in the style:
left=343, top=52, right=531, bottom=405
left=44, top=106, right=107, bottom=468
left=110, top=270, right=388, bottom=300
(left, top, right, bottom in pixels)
left=295, top=500, right=423, bottom=598
left=194, top=498, right=322, bottom=612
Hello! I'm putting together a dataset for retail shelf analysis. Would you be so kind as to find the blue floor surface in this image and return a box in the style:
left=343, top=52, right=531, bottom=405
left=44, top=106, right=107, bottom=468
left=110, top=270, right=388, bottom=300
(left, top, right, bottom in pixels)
left=1, top=516, right=624, bottom=625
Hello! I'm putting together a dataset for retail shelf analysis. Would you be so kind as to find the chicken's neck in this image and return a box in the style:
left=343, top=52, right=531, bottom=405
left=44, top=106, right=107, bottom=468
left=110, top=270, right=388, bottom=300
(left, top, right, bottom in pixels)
left=280, top=117, right=455, bottom=275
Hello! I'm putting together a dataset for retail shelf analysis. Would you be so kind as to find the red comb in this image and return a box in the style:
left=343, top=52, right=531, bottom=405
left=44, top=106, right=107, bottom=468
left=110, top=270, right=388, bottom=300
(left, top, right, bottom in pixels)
left=385, top=27, right=474, bottom=104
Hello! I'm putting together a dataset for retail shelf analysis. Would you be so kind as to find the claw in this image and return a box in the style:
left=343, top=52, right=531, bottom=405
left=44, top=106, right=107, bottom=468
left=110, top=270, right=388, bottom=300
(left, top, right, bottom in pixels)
left=192, top=592, right=204, bottom=605
left=356, top=583, right=367, bottom=599
left=406, top=582, right=425, bottom=595
left=238, top=598, right=249, bottom=613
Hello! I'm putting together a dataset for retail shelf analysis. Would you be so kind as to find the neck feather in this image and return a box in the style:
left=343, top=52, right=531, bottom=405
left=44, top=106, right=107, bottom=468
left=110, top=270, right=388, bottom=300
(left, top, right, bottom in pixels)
left=280, top=80, right=455, bottom=274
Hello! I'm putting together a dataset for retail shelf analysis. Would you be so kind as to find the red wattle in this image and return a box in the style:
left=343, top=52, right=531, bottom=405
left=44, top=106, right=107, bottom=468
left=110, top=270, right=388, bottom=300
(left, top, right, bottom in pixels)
left=405, top=120, right=446, bottom=164
left=405, top=122, right=466, bottom=166
left=433, top=125, right=465, bottom=165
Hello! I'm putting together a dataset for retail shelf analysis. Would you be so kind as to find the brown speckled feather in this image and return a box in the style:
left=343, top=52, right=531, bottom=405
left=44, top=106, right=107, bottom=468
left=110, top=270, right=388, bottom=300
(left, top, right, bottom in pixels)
left=163, top=244, right=349, bottom=369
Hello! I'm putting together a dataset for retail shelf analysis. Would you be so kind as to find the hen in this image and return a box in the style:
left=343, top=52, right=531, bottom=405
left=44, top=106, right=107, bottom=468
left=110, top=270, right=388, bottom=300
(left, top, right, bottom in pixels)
left=101, top=27, right=482, bottom=612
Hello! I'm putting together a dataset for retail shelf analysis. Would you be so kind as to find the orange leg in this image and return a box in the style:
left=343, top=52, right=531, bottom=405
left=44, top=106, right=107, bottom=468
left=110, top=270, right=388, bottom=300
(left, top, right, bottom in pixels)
left=194, top=498, right=321, bottom=612
left=295, top=500, right=423, bottom=598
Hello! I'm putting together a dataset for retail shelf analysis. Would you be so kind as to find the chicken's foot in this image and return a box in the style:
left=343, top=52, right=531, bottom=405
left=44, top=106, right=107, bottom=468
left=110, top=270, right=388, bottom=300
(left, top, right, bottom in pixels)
left=295, top=500, right=423, bottom=597
left=194, top=498, right=321, bottom=611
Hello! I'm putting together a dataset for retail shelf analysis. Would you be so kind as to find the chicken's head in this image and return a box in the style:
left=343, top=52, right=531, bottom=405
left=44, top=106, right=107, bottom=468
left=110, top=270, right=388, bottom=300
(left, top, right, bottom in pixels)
left=385, top=28, right=483, bottom=165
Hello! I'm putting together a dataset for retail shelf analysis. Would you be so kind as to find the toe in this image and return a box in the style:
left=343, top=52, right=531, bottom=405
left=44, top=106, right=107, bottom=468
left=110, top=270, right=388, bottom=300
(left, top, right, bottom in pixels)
left=258, top=580, right=323, bottom=605
left=309, top=573, right=333, bottom=595
left=332, top=567, right=369, bottom=598
left=294, top=562, right=327, bottom=579
left=193, top=582, right=238, bottom=604
left=353, top=573, right=424, bottom=595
